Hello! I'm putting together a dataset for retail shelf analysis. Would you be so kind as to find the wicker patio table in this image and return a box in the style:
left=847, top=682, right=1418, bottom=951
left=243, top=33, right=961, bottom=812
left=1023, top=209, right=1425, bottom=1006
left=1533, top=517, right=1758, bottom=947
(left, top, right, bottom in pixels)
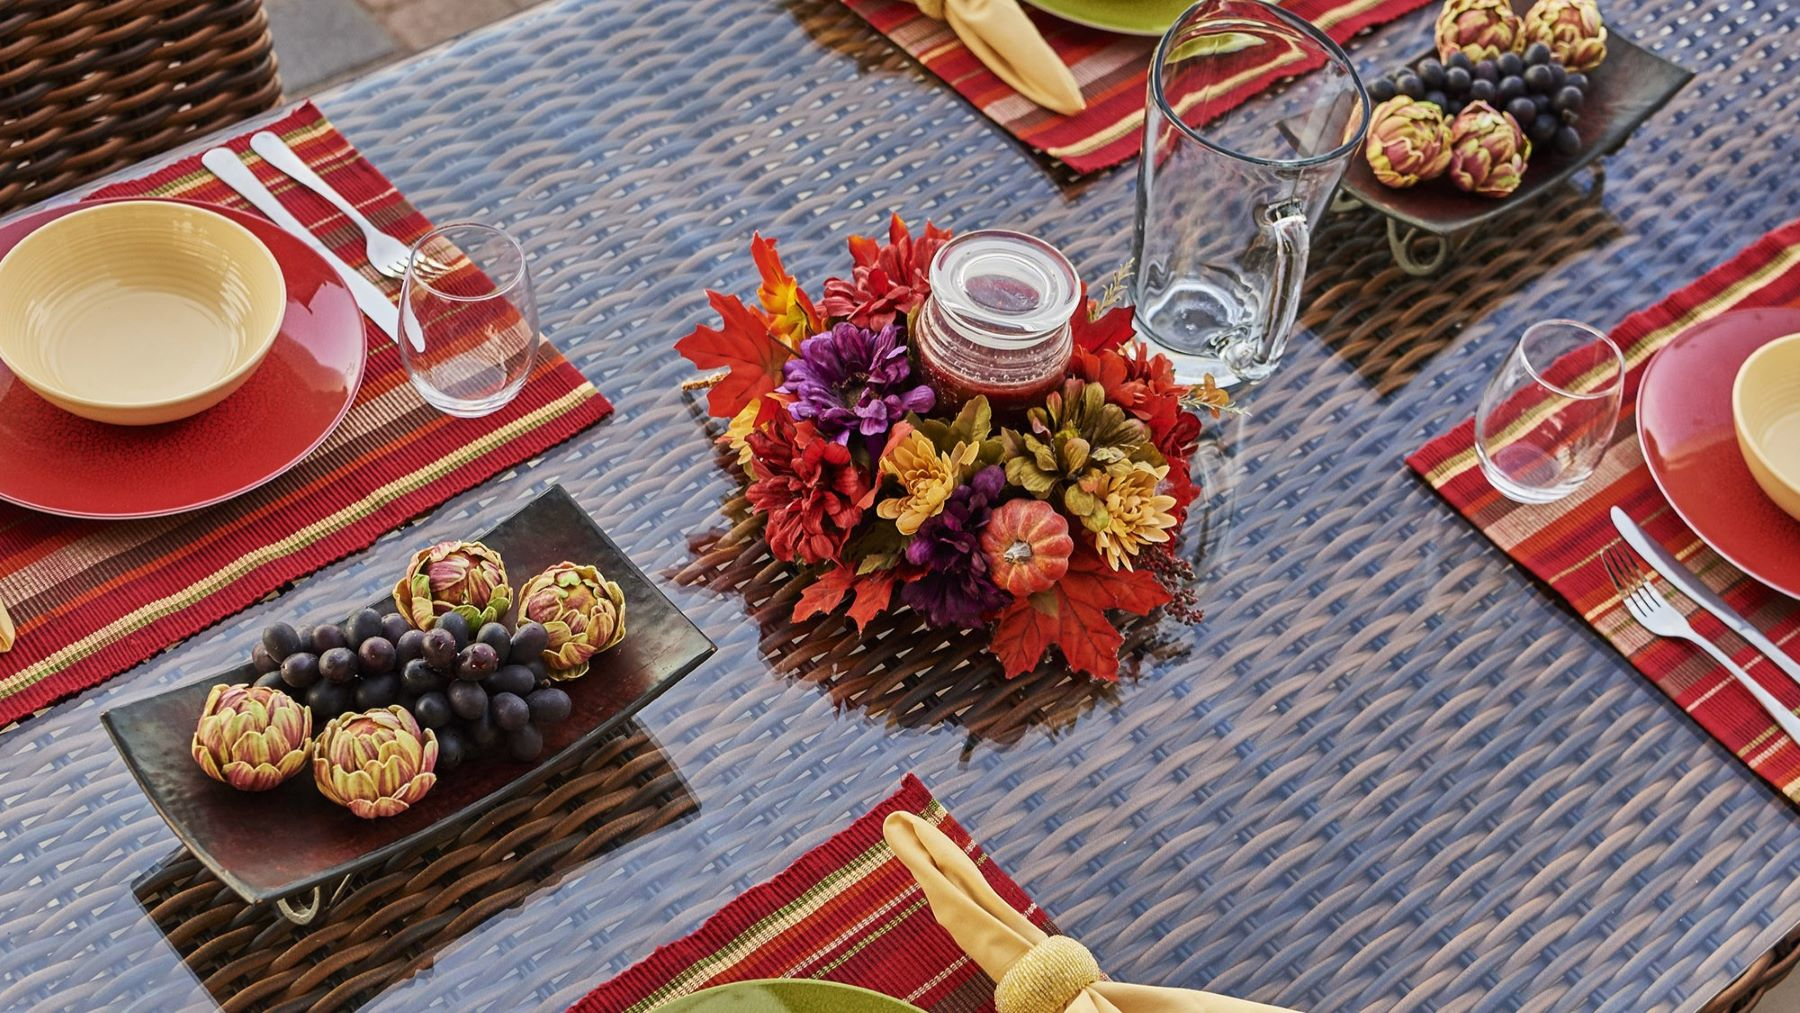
left=3, top=0, right=1799, bottom=1010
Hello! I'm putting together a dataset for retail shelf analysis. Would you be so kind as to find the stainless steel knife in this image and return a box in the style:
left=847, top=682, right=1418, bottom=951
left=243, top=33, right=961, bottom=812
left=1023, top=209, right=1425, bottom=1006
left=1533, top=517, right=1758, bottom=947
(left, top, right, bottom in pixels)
left=1611, top=505, right=1800, bottom=684
left=200, top=147, right=404, bottom=346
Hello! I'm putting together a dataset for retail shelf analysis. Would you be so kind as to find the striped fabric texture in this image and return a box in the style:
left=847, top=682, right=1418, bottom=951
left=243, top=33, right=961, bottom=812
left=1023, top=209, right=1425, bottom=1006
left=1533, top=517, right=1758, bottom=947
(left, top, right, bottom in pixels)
left=840, top=0, right=1433, bottom=173
left=571, top=775, right=1054, bottom=1012
left=0, top=103, right=612, bottom=729
left=1407, top=218, right=1800, bottom=798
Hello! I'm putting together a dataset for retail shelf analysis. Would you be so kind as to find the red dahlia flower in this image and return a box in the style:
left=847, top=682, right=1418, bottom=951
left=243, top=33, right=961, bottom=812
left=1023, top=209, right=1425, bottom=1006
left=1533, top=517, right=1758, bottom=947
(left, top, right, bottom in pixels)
left=1070, top=342, right=1188, bottom=456
left=821, top=215, right=950, bottom=330
left=746, top=414, right=875, bottom=565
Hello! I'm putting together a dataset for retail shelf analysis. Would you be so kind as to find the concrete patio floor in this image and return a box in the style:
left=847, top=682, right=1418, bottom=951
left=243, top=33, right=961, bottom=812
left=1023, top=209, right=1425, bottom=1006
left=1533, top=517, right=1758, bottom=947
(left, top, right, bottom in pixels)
left=268, top=0, right=542, bottom=95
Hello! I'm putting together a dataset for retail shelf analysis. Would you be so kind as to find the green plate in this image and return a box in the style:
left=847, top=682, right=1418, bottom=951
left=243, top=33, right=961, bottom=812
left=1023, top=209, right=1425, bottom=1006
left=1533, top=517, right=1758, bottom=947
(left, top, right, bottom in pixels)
left=1020, top=0, right=1191, bottom=36
left=659, top=980, right=923, bottom=1013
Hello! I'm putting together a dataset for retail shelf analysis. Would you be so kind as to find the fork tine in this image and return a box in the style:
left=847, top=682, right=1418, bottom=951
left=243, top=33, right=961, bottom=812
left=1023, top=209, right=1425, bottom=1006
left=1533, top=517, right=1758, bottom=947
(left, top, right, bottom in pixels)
left=1600, top=544, right=1634, bottom=596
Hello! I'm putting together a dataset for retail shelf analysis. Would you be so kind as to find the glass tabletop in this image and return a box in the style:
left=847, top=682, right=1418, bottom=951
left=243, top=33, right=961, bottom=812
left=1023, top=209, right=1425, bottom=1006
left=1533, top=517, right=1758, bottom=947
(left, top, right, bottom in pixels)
left=4, top=0, right=1800, bottom=1010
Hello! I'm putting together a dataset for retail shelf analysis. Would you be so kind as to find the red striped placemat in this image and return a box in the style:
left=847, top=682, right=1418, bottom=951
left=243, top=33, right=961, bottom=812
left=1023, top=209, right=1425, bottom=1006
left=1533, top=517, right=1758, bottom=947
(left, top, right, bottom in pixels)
left=0, top=102, right=612, bottom=729
left=1407, top=218, right=1800, bottom=798
left=840, top=0, right=1433, bottom=174
left=570, top=774, right=1053, bottom=1012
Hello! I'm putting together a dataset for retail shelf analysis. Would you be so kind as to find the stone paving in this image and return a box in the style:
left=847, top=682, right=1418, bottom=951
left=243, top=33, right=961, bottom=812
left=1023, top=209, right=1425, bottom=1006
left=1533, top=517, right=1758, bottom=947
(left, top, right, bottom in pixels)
left=268, top=0, right=542, bottom=95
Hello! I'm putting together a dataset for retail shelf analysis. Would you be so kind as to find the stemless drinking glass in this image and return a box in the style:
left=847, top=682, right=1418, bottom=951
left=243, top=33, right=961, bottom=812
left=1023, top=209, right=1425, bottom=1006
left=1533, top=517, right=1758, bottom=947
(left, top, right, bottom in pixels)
left=1132, top=0, right=1369, bottom=387
left=398, top=223, right=539, bottom=417
left=1475, top=319, right=1624, bottom=504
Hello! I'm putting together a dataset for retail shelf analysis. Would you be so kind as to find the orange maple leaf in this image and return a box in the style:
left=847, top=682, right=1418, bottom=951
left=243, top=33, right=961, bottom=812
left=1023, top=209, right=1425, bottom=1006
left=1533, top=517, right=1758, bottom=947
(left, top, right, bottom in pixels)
left=792, top=566, right=898, bottom=630
left=675, top=290, right=794, bottom=419
left=751, top=233, right=820, bottom=350
left=989, top=548, right=1170, bottom=682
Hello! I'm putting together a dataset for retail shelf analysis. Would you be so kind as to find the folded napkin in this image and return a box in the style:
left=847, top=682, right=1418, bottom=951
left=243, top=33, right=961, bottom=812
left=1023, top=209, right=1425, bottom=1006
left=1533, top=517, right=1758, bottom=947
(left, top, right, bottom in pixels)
left=905, top=0, right=1086, bottom=114
left=883, top=813, right=1297, bottom=1013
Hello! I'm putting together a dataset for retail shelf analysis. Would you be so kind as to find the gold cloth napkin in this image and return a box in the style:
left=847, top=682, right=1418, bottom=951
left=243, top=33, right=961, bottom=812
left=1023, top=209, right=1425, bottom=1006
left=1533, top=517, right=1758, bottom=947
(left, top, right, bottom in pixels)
left=883, top=813, right=1300, bottom=1013
left=906, top=0, right=1087, bottom=115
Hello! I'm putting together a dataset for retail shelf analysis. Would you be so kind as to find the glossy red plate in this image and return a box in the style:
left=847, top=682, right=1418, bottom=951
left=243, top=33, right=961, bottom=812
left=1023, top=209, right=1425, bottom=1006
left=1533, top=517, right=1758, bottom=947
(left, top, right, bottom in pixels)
left=1638, top=306, right=1800, bottom=599
left=0, top=198, right=364, bottom=519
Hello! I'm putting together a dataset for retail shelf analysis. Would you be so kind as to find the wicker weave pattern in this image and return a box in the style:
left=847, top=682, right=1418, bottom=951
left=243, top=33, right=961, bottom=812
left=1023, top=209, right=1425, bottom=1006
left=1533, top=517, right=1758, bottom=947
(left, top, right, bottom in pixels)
left=0, top=0, right=281, bottom=213
left=2, top=0, right=1800, bottom=1011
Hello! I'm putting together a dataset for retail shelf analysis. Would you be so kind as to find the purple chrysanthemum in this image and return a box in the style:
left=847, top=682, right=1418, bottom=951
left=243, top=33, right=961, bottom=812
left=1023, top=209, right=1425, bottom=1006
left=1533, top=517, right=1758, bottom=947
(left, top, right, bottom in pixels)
left=779, top=322, right=935, bottom=446
left=900, top=466, right=1010, bottom=629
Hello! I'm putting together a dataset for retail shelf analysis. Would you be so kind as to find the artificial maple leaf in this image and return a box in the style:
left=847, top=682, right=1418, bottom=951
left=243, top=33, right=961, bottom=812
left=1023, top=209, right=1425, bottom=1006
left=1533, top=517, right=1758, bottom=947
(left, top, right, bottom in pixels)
left=989, top=547, right=1171, bottom=681
left=751, top=233, right=820, bottom=350
left=675, top=291, right=794, bottom=419
left=792, top=566, right=899, bottom=630
left=1070, top=293, right=1135, bottom=354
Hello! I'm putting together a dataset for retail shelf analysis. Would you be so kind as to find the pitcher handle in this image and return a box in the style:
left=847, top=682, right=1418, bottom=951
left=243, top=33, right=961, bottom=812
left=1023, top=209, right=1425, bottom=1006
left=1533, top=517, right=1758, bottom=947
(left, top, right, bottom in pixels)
left=1227, top=202, right=1310, bottom=383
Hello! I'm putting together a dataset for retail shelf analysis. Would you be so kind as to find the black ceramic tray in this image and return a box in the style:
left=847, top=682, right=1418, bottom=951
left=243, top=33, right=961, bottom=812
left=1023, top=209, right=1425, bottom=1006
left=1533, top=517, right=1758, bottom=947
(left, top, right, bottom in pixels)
left=102, top=485, right=715, bottom=915
left=1335, top=10, right=1691, bottom=273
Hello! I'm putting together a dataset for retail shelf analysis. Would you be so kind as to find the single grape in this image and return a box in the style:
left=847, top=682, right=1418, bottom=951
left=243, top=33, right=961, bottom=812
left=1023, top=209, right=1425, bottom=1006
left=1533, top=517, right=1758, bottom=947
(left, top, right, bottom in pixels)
left=510, top=623, right=549, bottom=663
left=1424, top=89, right=1448, bottom=110
left=476, top=623, right=511, bottom=665
left=1368, top=77, right=1397, bottom=103
left=526, top=687, right=572, bottom=725
left=448, top=680, right=489, bottom=721
left=1396, top=72, right=1423, bottom=99
left=525, top=659, right=550, bottom=685
left=1529, top=113, right=1559, bottom=144
left=413, top=691, right=452, bottom=728
left=1497, top=76, right=1525, bottom=102
left=1547, top=62, right=1566, bottom=88
left=456, top=642, right=499, bottom=681
left=306, top=680, right=353, bottom=719
left=491, top=692, right=529, bottom=732
left=1418, top=59, right=1445, bottom=89
left=312, top=623, right=349, bottom=653
left=1523, top=64, right=1554, bottom=93
left=1468, top=78, right=1496, bottom=103
left=1473, top=60, right=1497, bottom=83
left=1565, top=72, right=1589, bottom=92
left=1447, top=51, right=1473, bottom=71
left=296, top=627, right=318, bottom=655
left=1497, top=52, right=1524, bottom=76
left=436, top=613, right=471, bottom=649
left=358, top=636, right=397, bottom=674
left=401, top=657, right=444, bottom=695
left=468, top=710, right=504, bottom=753
left=1553, top=85, right=1584, bottom=112
left=1444, top=66, right=1471, bottom=94
left=280, top=651, right=321, bottom=690
left=1532, top=92, right=1553, bottom=115
left=355, top=673, right=401, bottom=709
left=507, top=724, right=544, bottom=763
left=1553, top=123, right=1582, bottom=155
left=252, top=642, right=279, bottom=674
left=485, top=664, right=537, bottom=698
left=347, top=608, right=384, bottom=646
left=320, top=647, right=359, bottom=683
left=254, top=671, right=286, bottom=690
left=1524, top=42, right=1552, bottom=66
left=437, top=726, right=469, bottom=772
left=1505, top=96, right=1537, bottom=124
left=395, top=628, right=427, bottom=664
left=381, top=613, right=410, bottom=643
left=1445, top=97, right=1466, bottom=116
left=261, top=623, right=301, bottom=662
left=422, top=628, right=458, bottom=669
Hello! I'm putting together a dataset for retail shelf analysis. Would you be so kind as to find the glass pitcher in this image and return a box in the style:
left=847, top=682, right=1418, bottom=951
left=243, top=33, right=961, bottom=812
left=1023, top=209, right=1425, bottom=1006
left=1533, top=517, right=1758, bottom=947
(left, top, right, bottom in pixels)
left=1131, top=0, right=1369, bottom=387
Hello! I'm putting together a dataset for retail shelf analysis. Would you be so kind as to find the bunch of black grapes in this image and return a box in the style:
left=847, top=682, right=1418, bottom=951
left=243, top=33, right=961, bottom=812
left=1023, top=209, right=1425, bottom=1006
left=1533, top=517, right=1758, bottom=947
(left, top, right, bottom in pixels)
left=1367, top=43, right=1586, bottom=156
left=251, top=608, right=573, bottom=771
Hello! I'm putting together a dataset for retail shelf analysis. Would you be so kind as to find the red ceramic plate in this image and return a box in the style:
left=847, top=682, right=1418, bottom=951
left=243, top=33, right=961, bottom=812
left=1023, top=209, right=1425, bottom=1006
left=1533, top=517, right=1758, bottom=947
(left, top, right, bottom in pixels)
left=1638, top=307, right=1800, bottom=599
left=0, top=198, right=364, bottom=519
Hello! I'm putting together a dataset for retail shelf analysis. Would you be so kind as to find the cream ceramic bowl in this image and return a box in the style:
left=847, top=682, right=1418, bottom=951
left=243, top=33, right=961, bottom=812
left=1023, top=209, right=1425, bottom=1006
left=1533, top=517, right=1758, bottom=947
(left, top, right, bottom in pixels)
left=0, top=200, right=285, bottom=425
left=1733, top=331, right=1800, bottom=522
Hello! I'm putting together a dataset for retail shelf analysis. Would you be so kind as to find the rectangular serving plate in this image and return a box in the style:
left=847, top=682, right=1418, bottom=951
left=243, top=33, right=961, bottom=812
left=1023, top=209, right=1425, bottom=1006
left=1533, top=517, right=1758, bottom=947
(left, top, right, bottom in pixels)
left=102, top=484, right=715, bottom=906
left=1338, top=16, right=1691, bottom=236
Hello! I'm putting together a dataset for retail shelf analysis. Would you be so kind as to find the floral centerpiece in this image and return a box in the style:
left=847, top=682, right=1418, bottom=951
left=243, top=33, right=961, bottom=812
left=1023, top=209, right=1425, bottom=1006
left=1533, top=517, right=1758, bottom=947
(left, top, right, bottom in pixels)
left=676, top=217, right=1231, bottom=681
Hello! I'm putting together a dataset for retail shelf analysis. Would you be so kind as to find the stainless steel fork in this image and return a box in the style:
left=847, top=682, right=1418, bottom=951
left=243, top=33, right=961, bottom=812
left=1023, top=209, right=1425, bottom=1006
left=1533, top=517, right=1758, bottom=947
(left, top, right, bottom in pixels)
left=249, top=131, right=427, bottom=280
left=1603, top=544, right=1800, bottom=744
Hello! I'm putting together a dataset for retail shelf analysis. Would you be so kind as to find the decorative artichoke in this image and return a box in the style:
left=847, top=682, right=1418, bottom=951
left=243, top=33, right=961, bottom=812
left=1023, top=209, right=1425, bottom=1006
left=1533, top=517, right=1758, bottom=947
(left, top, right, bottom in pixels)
left=1447, top=102, right=1531, bottom=198
left=393, top=540, right=512, bottom=630
left=192, top=683, right=312, bottom=791
left=1363, top=97, right=1454, bottom=188
left=1435, top=0, right=1525, bottom=62
left=1002, top=381, right=1152, bottom=514
left=1523, top=0, right=1607, bottom=71
left=519, top=562, right=626, bottom=681
left=313, top=706, right=438, bottom=819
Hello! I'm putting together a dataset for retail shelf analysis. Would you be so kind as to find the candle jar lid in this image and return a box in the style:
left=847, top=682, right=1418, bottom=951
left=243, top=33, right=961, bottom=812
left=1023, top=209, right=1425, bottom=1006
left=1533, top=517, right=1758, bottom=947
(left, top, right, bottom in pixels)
left=928, top=230, right=1081, bottom=347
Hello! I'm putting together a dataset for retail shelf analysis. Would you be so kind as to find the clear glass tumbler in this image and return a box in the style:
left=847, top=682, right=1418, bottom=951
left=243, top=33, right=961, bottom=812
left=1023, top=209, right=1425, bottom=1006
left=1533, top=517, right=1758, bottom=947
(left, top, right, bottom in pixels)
left=398, top=223, right=539, bottom=418
left=1132, top=0, right=1369, bottom=388
left=1475, top=319, right=1624, bottom=504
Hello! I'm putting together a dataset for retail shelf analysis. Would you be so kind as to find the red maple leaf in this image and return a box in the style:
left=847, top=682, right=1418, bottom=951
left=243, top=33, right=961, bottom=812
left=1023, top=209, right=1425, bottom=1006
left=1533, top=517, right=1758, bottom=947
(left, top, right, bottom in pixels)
left=675, top=290, right=793, bottom=419
left=1070, top=293, right=1135, bottom=354
left=792, top=566, right=898, bottom=630
left=990, top=548, right=1171, bottom=682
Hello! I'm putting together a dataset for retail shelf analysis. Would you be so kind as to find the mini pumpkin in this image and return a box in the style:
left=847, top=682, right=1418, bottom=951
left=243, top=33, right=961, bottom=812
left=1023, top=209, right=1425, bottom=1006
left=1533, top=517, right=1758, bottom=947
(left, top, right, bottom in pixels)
left=980, top=499, right=1074, bottom=597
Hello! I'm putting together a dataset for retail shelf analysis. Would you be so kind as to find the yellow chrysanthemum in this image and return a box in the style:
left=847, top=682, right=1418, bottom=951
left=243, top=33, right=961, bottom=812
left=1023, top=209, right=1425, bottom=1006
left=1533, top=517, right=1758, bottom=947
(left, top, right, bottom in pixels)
left=876, top=428, right=978, bottom=535
left=722, top=399, right=763, bottom=470
left=1081, top=461, right=1179, bottom=570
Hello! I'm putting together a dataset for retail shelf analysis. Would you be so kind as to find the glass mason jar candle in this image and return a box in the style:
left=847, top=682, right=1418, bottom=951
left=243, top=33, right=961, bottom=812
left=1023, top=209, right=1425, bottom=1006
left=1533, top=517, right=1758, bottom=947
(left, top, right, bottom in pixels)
left=912, top=230, right=1080, bottom=415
